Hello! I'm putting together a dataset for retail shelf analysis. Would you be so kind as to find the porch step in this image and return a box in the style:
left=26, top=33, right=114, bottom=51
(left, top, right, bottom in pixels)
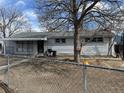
left=36, top=54, right=44, bottom=57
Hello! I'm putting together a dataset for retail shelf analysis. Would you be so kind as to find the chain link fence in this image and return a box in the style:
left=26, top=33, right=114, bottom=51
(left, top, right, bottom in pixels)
left=84, top=65, right=124, bottom=93
left=0, top=56, right=124, bottom=93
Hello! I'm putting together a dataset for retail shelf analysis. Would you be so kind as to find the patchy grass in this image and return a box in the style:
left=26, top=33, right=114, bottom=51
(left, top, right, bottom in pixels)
left=0, top=56, right=124, bottom=93
left=0, top=58, right=123, bottom=93
left=0, top=56, right=27, bottom=66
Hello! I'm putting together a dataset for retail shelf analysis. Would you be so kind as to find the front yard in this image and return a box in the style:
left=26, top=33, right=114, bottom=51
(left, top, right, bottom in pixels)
left=0, top=56, right=123, bottom=93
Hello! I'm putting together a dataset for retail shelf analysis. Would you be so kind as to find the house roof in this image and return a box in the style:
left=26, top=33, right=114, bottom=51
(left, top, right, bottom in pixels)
left=11, top=32, right=48, bottom=38
left=10, top=31, right=114, bottom=39
left=1, top=30, right=113, bottom=41
left=3, top=38, right=47, bottom=41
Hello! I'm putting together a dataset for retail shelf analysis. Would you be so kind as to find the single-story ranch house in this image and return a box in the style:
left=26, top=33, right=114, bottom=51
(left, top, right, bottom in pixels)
left=2, top=31, right=114, bottom=56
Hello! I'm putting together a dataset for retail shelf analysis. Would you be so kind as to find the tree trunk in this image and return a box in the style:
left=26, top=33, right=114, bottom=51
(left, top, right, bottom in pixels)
left=3, top=32, right=6, bottom=38
left=74, top=25, right=81, bottom=63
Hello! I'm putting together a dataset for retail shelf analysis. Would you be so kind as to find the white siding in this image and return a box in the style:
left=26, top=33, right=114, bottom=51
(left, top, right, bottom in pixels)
left=5, top=37, right=111, bottom=56
left=47, top=38, right=110, bottom=56
left=81, top=38, right=109, bottom=56
left=47, top=38, right=74, bottom=55
left=5, top=41, right=16, bottom=54
left=82, top=43, right=108, bottom=56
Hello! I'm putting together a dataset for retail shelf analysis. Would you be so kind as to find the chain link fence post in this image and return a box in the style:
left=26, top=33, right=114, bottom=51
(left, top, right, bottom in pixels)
left=7, top=55, right=10, bottom=87
left=83, top=64, right=88, bottom=93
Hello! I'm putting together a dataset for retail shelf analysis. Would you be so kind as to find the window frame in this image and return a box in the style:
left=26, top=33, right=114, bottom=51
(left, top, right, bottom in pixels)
left=55, top=38, right=66, bottom=44
left=16, top=41, right=33, bottom=52
left=85, top=37, right=103, bottom=43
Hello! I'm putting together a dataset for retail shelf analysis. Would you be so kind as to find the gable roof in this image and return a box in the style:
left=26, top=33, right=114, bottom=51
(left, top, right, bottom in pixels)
left=10, top=31, right=114, bottom=39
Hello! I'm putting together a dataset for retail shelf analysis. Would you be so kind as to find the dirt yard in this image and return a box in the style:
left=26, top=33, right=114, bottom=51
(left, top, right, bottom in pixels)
left=0, top=57, right=124, bottom=93
left=0, top=55, right=26, bottom=66
left=82, top=58, right=124, bottom=68
left=60, top=56, right=124, bottom=68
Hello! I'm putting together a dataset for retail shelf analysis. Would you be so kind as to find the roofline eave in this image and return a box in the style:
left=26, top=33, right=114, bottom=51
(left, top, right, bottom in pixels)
left=1, top=37, right=47, bottom=41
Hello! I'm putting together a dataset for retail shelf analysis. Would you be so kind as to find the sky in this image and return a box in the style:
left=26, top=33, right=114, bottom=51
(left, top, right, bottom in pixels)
left=0, top=0, right=41, bottom=31
left=0, top=0, right=124, bottom=32
left=0, top=0, right=109, bottom=32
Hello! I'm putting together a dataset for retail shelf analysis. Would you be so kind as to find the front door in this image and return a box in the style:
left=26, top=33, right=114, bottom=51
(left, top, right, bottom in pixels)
left=37, top=40, right=44, bottom=53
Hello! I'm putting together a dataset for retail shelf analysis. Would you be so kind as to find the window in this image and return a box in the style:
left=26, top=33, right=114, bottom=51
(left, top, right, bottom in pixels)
left=16, top=41, right=23, bottom=52
left=85, top=37, right=103, bottom=42
left=55, top=38, right=66, bottom=43
left=62, top=39, right=66, bottom=43
left=85, top=38, right=90, bottom=42
left=55, top=39, right=60, bottom=43
left=97, top=37, right=103, bottom=42
left=27, top=42, right=33, bottom=52
left=16, top=41, right=33, bottom=52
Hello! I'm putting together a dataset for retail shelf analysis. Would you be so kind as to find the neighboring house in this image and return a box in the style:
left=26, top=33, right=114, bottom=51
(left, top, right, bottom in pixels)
left=113, top=33, right=124, bottom=57
left=2, top=31, right=114, bottom=56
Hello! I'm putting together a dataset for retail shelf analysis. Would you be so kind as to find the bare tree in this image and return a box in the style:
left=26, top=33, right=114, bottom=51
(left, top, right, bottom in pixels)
left=36, top=0, right=123, bottom=62
left=107, top=9, right=124, bottom=56
left=0, top=7, right=30, bottom=38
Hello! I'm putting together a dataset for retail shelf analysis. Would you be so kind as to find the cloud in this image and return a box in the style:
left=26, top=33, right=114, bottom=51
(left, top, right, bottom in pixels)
left=15, top=0, right=26, bottom=8
left=23, top=10, right=38, bottom=20
left=0, top=0, right=6, bottom=7
left=78, top=1, right=110, bottom=12
left=32, top=26, right=41, bottom=32
left=23, top=9, right=41, bottom=31
left=0, top=0, right=4, bottom=4
left=95, top=2, right=110, bottom=9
